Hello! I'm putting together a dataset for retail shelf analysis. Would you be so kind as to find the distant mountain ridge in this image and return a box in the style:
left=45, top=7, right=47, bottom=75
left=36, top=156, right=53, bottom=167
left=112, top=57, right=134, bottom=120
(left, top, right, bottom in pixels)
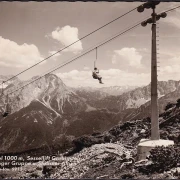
left=0, top=75, right=20, bottom=89
left=1, top=74, right=180, bottom=120
left=1, top=73, right=180, bottom=153
left=0, top=74, right=86, bottom=115
left=73, top=85, right=138, bottom=96
left=116, top=83, right=180, bottom=123
left=0, top=74, right=117, bottom=153
left=75, top=80, right=180, bottom=113
left=99, top=85, right=138, bottom=96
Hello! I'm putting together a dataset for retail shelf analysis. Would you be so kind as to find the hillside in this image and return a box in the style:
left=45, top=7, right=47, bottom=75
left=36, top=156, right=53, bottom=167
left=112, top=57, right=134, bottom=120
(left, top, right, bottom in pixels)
left=0, top=74, right=86, bottom=115
left=115, top=84, right=180, bottom=123
left=77, top=80, right=180, bottom=113
left=99, top=85, right=138, bottom=96
left=1, top=75, right=180, bottom=154
left=1, top=97, right=179, bottom=179
left=0, top=100, right=117, bottom=153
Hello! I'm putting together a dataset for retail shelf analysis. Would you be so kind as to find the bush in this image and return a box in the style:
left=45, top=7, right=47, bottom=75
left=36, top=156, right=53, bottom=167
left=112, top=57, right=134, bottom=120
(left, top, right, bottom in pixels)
left=147, top=145, right=180, bottom=173
left=176, top=98, right=180, bottom=107
left=120, top=172, right=135, bottom=179
left=103, top=133, right=114, bottom=143
left=164, top=102, right=175, bottom=111
left=64, top=135, right=105, bottom=156
left=73, top=135, right=104, bottom=149
left=30, top=172, right=39, bottom=178
left=102, top=154, right=116, bottom=164
left=52, top=134, right=73, bottom=153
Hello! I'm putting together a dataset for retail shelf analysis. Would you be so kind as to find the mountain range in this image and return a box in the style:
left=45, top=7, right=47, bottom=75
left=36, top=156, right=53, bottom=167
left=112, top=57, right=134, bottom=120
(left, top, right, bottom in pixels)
left=1, top=93, right=179, bottom=179
left=0, top=74, right=180, bottom=153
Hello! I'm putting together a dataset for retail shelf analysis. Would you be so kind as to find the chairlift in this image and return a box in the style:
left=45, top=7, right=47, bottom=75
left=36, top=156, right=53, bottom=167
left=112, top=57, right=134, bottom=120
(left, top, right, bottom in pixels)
left=92, top=48, right=104, bottom=84
left=92, top=62, right=98, bottom=79
left=92, top=48, right=97, bottom=79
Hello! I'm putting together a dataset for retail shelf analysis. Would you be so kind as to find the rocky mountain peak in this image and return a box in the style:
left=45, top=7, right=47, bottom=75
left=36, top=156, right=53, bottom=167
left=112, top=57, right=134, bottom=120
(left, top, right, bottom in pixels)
left=0, top=73, right=83, bottom=114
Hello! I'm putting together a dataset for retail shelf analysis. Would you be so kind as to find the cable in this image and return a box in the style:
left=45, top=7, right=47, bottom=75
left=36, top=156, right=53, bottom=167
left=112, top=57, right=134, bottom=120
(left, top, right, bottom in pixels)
left=164, top=5, right=180, bottom=13
left=13, top=17, right=148, bottom=94
left=3, top=16, right=150, bottom=97
left=2, top=3, right=180, bottom=89
left=0, top=5, right=140, bottom=87
left=6, top=20, right=143, bottom=97
left=4, top=5, right=180, bottom=98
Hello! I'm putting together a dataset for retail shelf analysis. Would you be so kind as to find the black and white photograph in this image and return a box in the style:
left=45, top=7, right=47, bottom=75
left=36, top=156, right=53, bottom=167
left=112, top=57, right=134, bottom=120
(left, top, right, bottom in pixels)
left=0, top=1, right=179, bottom=179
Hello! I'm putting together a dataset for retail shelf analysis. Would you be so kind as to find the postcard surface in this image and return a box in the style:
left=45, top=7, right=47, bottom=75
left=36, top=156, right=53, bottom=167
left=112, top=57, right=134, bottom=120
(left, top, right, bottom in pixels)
left=0, top=1, right=179, bottom=179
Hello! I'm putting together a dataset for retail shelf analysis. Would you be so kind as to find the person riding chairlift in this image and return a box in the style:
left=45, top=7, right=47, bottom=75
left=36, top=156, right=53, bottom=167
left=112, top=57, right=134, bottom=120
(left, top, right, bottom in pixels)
left=92, top=67, right=103, bottom=84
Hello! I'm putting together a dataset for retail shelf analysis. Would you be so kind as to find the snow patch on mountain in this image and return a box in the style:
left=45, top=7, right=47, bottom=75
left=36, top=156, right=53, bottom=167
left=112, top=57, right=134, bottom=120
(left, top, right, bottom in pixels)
left=158, top=94, right=165, bottom=98
left=1, top=84, right=8, bottom=88
left=37, top=99, right=61, bottom=118
left=33, top=87, right=44, bottom=98
left=51, top=78, right=56, bottom=89
left=38, top=110, right=53, bottom=125
left=99, top=85, right=138, bottom=96
left=85, top=104, right=97, bottom=112
left=126, top=98, right=150, bottom=109
left=55, top=92, right=73, bottom=113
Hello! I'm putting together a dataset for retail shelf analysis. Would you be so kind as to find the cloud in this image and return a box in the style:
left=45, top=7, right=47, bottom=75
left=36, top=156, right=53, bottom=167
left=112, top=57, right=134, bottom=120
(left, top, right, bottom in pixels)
left=138, top=48, right=148, bottom=53
left=160, top=54, right=180, bottom=67
left=164, top=16, right=180, bottom=29
left=159, top=65, right=180, bottom=81
left=163, top=7, right=180, bottom=29
left=57, top=65, right=180, bottom=88
left=112, top=2, right=141, bottom=9
left=50, top=25, right=83, bottom=54
left=0, top=36, right=43, bottom=68
left=159, top=55, right=180, bottom=78
left=48, top=51, right=61, bottom=61
left=83, top=66, right=90, bottom=70
left=112, top=48, right=143, bottom=68
left=56, top=69, right=150, bottom=88
left=156, top=53, right=180, bottom=81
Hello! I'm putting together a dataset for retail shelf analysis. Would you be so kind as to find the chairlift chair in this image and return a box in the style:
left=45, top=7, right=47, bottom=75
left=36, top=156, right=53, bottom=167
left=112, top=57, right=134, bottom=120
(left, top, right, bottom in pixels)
left=92, top=48, right=99, bottom=79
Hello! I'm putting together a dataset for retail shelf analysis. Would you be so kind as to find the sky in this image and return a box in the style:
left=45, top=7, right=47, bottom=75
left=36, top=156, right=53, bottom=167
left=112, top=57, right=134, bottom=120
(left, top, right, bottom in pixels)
left=0, top=1, right=180, bottom=88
